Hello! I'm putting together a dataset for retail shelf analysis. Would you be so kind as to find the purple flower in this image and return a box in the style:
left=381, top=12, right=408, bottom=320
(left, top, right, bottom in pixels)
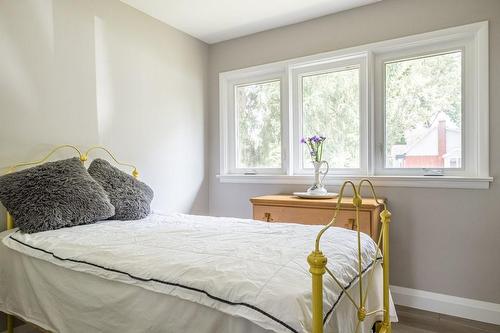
left=302, top=134, right=326, bottom=162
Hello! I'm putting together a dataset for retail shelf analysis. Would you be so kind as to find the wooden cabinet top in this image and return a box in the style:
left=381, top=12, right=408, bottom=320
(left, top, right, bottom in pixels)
left=250, top=195, right=385, bottom=210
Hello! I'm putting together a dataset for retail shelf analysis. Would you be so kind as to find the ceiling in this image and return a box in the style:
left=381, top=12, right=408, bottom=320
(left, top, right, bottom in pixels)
left=119, top=0, right=381, bottom=44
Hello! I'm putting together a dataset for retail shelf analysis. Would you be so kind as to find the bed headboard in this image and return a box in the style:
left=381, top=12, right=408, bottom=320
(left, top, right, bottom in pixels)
left=1, top=144, right=139, bottom=230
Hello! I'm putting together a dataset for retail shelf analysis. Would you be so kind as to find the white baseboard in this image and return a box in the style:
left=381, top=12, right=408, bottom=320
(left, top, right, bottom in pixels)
left=391, top=285, right=500, bottom=325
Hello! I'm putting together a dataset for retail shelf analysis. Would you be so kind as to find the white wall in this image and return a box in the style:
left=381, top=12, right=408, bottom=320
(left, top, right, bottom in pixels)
left=208, top=0, right=500, bottom=304
left=0, top=0, right=209, bottom=223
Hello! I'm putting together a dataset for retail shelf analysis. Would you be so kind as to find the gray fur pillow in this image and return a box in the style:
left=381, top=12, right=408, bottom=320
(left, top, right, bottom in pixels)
left=0, top=157, right=115, bottom=233
left=88, top=159, right=153, bottom=220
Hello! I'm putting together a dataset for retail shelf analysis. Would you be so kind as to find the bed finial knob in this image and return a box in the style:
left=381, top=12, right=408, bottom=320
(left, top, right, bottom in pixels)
left=132, top=168, right=139, bottom=179
left=380, top=209, right=391, bottom=224
left=80, top=154, right=88, bottom=164
left=307, top=250, right=327, bottom=274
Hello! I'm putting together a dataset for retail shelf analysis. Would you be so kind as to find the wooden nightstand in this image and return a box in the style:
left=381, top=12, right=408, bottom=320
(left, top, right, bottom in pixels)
left=250, top=195, right=385, bottom=241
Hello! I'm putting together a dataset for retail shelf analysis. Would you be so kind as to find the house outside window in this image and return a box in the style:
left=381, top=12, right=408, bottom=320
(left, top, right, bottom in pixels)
left=390, top=113, right=461, bottom=169
left=384, top=51, right=462, bottom=170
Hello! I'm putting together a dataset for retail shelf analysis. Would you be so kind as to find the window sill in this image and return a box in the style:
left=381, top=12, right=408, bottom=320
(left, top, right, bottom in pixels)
left=216, top=174, right=493, bottom=189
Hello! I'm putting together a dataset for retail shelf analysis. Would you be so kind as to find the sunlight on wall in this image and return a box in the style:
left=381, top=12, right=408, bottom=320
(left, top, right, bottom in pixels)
left=90, top=2, right=208, bottom=214
left=94, top=16, right=114, bottom=142
left=0, top=0, right=55, bottom=152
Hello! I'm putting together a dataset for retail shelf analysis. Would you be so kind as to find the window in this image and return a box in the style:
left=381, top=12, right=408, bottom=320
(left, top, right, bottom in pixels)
left=302, top=68, right=360, bottom=169
left=384, top=51, right=463, bottom=170
left=220, top=69, right=287, bottom=175
left=235, top=80, right=281, bottom=169
left=292, top=57, right=367, bottom=175
left=219, top=22, right=490, bottom=188
left=373, top=33, right=484, bottom=178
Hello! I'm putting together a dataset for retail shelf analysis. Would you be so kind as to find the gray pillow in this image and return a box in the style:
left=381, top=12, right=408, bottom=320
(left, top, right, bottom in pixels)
left=0, top=157, right=115, bottom=233
left=88, top=158, right=153, bottom=220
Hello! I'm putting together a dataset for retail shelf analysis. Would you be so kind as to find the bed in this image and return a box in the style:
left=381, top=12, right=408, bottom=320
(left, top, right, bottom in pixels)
left=0, top=146, right=396, bottom=333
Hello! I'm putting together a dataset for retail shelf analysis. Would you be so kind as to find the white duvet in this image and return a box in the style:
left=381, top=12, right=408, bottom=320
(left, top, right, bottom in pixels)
left=3, top=213, right=381, bottom=333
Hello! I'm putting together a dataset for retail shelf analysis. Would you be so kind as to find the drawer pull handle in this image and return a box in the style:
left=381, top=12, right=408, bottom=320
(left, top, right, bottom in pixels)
left=348, top=218, right=356, bottom=230
left=264, top=213, right=273, bottom=222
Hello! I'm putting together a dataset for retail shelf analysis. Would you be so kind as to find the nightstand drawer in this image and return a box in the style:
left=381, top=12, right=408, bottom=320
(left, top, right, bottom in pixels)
left=253, top=204, right=373, bottom=236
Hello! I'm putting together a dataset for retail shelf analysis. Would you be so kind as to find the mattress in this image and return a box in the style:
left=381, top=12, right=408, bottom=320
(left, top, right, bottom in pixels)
left=0, top=213, right=396, bottom=333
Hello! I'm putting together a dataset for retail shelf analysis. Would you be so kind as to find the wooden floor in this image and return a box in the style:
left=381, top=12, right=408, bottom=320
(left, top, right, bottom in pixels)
left=10, top=306, right=500, bottom=332
left=393, top=305, right=500, bottom=333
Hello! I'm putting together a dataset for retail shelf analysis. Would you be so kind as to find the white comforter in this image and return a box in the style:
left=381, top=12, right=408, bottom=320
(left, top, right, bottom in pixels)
left=3, top=213, right=381, bottom=333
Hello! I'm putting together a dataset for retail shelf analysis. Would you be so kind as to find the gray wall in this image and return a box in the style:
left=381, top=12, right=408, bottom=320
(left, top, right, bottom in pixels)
left=0, top=0, right=209, bottom=222
left=208, top=0, right=500, bottom=303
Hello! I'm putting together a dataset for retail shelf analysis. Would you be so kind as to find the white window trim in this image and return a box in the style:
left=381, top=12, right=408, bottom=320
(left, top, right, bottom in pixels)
left=219, top=64, right=289, bottom=175
left=218, top=21, right=491, bottom=189
left=373, top=37, right=475, bottom=177
left=291, top=55, right=368, bottom=175
left=216, top=174, right=492, bottom=189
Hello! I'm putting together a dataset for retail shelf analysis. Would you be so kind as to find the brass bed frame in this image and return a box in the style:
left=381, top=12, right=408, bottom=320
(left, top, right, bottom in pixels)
left=308, top=180, right=392, bottom=333
left=2, top=145, right=392, bottom=333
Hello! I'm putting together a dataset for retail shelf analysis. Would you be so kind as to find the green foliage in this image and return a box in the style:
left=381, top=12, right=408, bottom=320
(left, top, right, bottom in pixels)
left=385, top=52, right=462, bottom=158
left=236, top=80, right=281, bottom=168
left=302, top=68, right=360, bottom=168
left=235, top=51, right=462, bottom=171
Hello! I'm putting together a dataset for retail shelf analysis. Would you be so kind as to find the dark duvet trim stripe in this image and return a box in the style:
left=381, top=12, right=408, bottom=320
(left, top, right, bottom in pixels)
left=9, top=232, right=382, bottom=332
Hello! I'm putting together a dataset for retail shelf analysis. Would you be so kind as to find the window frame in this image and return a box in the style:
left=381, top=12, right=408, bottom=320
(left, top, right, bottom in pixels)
left=220, top=65, right=289, bottom=175
left=291, top=55, right=368, bottom=175
left=218, top=21, right=491, bottom=189
left=374, top=42, right=472, bottom=177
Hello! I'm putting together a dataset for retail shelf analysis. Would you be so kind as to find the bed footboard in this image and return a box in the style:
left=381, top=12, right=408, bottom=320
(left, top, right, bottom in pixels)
left=308, top=179, right=392, bottom=333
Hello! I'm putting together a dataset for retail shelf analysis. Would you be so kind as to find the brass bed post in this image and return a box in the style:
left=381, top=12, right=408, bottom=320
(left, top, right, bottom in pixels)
left=307, top=250, right=327, bottom=333
left=6, top=313, right=13, bottom=333
left=6, top=213, right=14, bottom=333
left=6, top=212, right=13, bottom=231
left=5, top=167, right=14, bottom=333
left=378, top=209, right=392, bottom=333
